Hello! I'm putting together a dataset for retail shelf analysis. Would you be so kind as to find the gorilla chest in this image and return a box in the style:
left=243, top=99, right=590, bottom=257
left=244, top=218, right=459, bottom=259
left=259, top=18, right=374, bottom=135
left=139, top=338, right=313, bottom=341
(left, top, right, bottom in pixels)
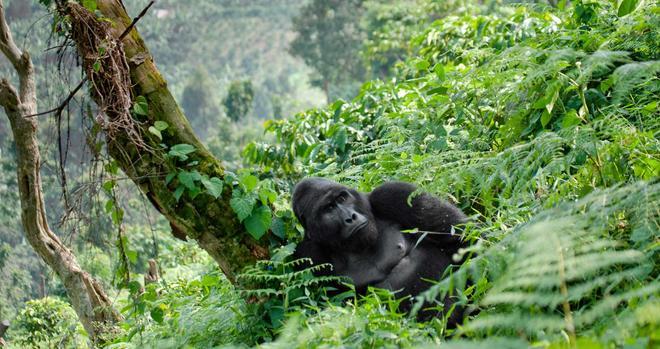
left=331, top=225, right=410, bottom=288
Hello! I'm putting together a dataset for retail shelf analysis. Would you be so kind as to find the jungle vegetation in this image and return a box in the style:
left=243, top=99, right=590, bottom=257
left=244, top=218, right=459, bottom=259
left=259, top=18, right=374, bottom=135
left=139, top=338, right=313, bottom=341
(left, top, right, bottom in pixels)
left=0, top=0, right=657, bottom=348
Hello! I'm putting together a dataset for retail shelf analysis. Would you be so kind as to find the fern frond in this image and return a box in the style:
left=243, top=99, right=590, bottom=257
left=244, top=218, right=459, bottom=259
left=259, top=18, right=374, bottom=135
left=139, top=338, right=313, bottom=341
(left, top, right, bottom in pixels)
left=611, top=61, right=660, bottom=104
left=577, top=50, right=631, bottom=84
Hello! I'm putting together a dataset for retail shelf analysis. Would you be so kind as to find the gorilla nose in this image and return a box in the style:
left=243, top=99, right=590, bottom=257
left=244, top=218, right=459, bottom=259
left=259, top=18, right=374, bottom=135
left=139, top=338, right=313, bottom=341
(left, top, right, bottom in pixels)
left=345, top=213, right=357, bottom=223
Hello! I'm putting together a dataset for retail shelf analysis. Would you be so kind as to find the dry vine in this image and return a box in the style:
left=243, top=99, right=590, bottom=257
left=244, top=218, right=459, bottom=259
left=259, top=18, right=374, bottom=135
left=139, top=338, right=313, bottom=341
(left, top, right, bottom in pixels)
left=65, top=2, right=146, bottom=149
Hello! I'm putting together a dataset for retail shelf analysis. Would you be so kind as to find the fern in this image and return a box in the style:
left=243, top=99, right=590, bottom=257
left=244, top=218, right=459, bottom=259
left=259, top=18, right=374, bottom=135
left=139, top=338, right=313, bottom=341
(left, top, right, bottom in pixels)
left=611, top=61, right=660, bottom=105
left=241, top=1, right=659, bottom=347
left=414, top=182, right=658, bottom=343
left=468, top=218, right=652, bottom=337
left=237, top=253, right=347, bottom=329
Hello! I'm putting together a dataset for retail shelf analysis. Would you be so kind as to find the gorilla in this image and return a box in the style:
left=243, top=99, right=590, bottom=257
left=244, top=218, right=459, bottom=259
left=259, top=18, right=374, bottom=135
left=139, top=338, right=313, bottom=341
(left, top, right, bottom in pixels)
left=292, top=177, right=469, bottom=323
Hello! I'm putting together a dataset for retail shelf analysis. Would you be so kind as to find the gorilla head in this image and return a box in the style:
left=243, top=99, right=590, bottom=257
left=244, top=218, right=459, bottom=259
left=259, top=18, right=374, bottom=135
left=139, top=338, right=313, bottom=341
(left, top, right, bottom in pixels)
left=292, top=178, right=378, bottom=249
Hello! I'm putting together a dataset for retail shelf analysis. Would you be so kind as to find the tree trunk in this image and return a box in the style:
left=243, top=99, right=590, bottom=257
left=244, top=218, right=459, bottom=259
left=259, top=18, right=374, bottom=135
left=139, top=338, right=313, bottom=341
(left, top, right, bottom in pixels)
left=60, top=1, right=269, bottom=282
left=0, top=1, right=120, bottom=342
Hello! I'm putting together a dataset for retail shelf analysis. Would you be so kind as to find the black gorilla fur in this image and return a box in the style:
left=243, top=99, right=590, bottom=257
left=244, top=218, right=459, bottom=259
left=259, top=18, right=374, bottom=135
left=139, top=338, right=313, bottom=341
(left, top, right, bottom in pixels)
left=292, top=177, right=469, bottom=324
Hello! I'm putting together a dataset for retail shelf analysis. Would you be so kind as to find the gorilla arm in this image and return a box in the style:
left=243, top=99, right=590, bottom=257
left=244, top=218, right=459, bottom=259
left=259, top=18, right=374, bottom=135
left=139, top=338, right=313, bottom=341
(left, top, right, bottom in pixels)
left=292, top=238, right=334, bottom=276
left=368, top=182, right=468, bottom=247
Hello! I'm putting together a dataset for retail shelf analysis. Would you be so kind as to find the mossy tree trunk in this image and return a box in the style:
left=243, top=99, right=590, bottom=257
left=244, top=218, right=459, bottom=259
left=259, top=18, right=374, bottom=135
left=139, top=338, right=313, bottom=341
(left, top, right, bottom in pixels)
left=60, top=1, right=269, bottom=282
left=0, top=1, right=120, bottom=342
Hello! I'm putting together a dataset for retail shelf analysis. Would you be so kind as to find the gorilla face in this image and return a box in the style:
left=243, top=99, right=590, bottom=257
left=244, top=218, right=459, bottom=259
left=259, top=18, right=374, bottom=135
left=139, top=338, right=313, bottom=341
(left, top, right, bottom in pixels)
left=292, top=178, right=378, bottom=248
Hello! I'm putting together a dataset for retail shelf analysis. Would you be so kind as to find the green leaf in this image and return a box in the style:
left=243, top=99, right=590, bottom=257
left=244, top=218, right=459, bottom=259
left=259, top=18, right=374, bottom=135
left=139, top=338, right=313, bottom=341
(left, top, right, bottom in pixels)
left=82, top=0, right=97, bottom=12
left=126, top=250, right=138, bottom=264
left=133, top=96, right=148, bottom=116
left=177, top=171, right=196, bottom=190
left=415, top=59, right=430, bottom=71
left=188, top=186, right=202, bottom=199
left=334, top=127, right=347, bottom=152
left=104, top=199, right=114, bottom=213
left=165, top=172, right=176, bottom=184
left=230, top=194, right=255, bottom=222
left=427, top=86, right=448, bottom=95
left=102, top=180, right=115, bottom=194
left=545, top=88, right=559, bottom=115
left=111, top=207, right=124, bottom=225
left=244, top=206, right=271, bottom=240
left=127, top=280, right=141, bottom=295
left=561, top=109, right=582, bottom=128
left=201, top=177, right=224, bottom=198
left=201, top=274, right=219, bottom=287
left=150, top=307, right=164, bottom=324
left=540, top=110, right=552, bottom=128
left=239, top=174, right=259, bottom=191
left=618, top=0, right=640, bottom=16
left=434, top=64, right=445, bottom=80
left=258, top=186, right=277, bottom=205
left=270, top=217, right=286, bottom=239
left=268, top=306, right=285, bottom=328
left=92, top=61, right=101, bottom=72
left=331, top=100, right=345, bottom=120
left=173, top=186, right=185, bottom=202
left=154, top=121, right=169, bottom=131
left=643, top=101, right=657, bottom=112
left=168, top=143, right=196, bottom=161
left=271, top=242, right=296, bottom=261
left=148, top=126, right=162, bottom=140
left=105, top=161, right=119, bottom=175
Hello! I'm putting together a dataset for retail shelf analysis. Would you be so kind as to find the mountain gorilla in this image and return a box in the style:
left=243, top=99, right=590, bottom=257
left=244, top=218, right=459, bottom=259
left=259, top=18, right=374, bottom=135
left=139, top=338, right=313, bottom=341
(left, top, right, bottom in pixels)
left=292, top=177, right=469, bottom=324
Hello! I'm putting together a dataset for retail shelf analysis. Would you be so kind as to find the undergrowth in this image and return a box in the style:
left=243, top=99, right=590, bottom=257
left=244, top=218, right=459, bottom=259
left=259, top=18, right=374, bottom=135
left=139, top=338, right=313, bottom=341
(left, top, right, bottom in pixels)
left=103, top=0, right=658, bottom=348
left=243, top=0, right=659, bottom=347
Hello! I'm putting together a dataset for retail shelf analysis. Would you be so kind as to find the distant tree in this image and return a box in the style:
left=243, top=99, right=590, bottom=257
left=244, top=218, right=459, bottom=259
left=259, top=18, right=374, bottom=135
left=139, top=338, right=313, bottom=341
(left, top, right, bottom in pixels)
left=223, top=80, right=254, bottom=122
left=289, top=0, right=366, bottom=100
left=181, top=68, right=220, bottom=140
left=361, top=0, right=422, bottom=79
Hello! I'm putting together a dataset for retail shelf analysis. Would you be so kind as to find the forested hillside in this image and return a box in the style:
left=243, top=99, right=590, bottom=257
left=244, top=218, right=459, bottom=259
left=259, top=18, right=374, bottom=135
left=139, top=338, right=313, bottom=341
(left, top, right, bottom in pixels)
left=0, top=0, right=658, bottom=348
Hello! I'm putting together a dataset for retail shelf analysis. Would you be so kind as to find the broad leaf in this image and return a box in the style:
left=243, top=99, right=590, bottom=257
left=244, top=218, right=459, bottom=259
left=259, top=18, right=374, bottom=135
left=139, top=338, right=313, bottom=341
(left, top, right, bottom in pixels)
left=618, top=0, right=640, bottom=16
left=154, top=121, right=169, bottom=131
left=239, top=174, right=259, bottom=191
left=148, top=126, right=162, bottom=140
left=169, top=143, right=196, bottom=161
left=244, top=206, right=271, bottom=240
left=230, top=195, right=255, bottom=222
left=201, top=177, right=224, bottom=198
left=133, top=95, right=149, bottom=116
left=177, top=171, right=196, bottom=190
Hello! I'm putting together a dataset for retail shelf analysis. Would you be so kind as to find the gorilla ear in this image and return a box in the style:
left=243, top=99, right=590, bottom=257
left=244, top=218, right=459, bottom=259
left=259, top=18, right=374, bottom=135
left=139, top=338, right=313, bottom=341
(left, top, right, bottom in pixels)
left=298, top=213, right=306, bottom=229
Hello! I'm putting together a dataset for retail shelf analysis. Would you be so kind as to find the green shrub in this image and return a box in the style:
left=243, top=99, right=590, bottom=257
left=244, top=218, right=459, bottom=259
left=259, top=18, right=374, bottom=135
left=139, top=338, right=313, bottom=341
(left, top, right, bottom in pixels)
left=6, top=297, right=87, bottom=348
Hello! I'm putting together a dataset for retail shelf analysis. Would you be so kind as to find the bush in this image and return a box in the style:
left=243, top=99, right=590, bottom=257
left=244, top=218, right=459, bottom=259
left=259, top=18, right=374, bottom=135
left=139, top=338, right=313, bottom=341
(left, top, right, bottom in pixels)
left=6, top=297, right=87, bottom=348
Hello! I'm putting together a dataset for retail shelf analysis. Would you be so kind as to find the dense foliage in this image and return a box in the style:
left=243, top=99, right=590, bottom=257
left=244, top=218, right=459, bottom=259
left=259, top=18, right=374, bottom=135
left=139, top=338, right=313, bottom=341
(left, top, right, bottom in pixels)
left=244, top=0, right=659, bottom=347
left=1, top=0, right=658, bottom=348
left=5, top=297, right=87, bottom=348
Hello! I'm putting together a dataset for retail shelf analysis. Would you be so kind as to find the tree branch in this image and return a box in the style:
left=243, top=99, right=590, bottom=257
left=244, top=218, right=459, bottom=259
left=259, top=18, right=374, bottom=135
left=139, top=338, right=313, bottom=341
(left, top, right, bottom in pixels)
left=0, top=78, right=19, bottom=113
left=0, top=1, right=21, bottom=69
left=0, top=0, right=35, bottom=106
left=0, top=0, right=121, bottom=341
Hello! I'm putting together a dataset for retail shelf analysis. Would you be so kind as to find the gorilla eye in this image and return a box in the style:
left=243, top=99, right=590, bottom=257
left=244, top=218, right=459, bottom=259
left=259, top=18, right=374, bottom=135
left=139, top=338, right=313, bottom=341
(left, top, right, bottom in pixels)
left=325, top=202, right=337, bottom=211
left=336, top=191, right=349, bottom=203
